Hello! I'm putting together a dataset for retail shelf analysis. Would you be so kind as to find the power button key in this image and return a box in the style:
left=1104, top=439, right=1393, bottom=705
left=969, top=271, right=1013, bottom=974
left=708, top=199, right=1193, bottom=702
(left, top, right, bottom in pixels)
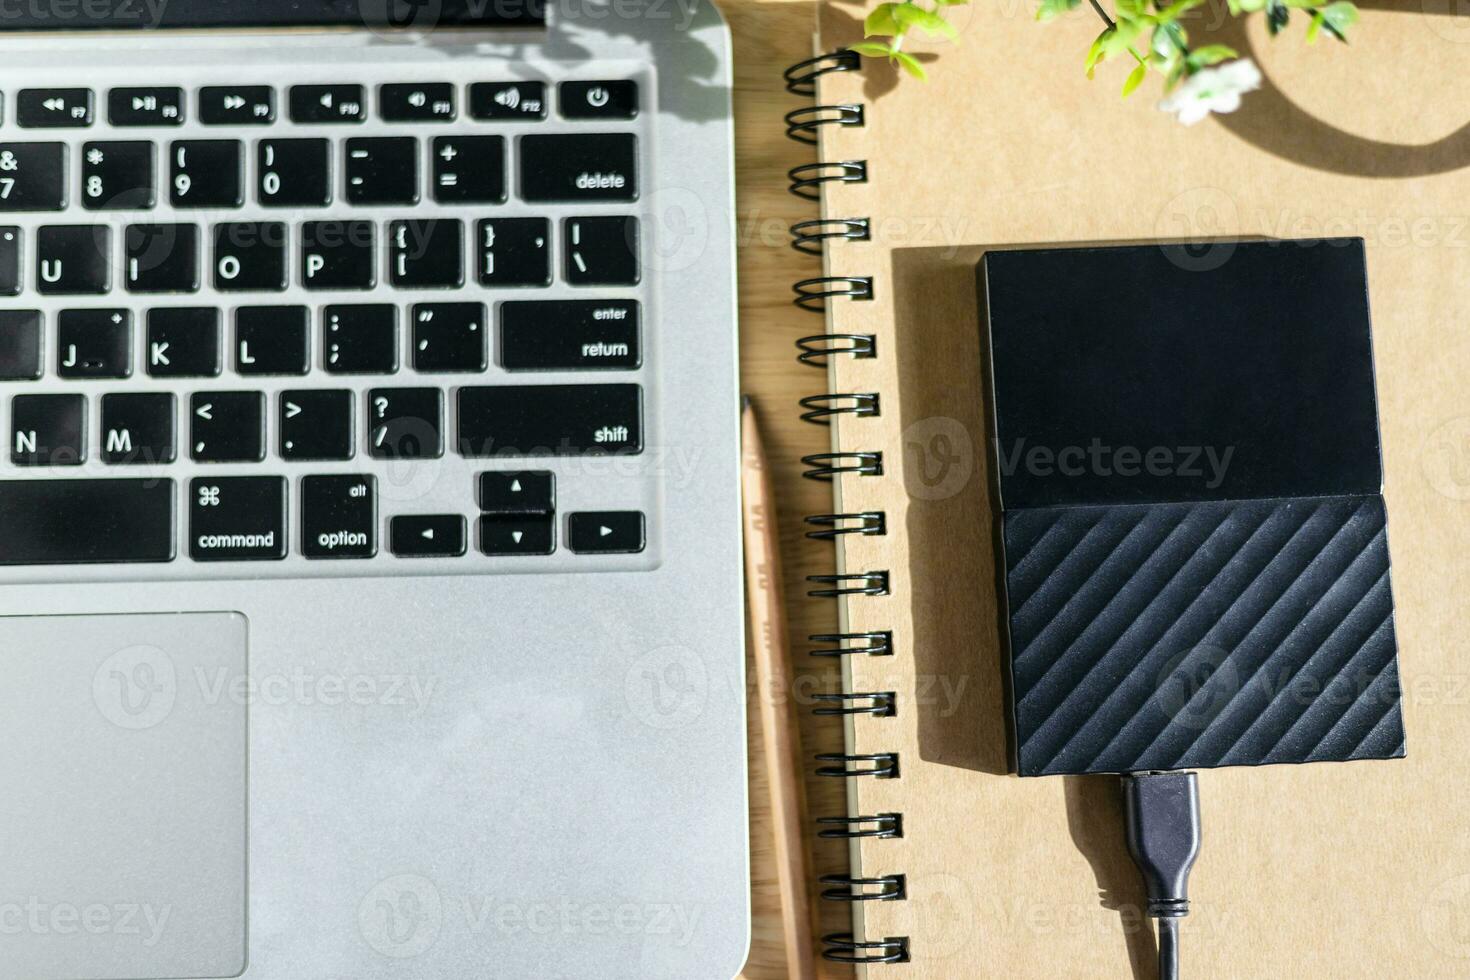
left=559, top=80, right=638, bottom=120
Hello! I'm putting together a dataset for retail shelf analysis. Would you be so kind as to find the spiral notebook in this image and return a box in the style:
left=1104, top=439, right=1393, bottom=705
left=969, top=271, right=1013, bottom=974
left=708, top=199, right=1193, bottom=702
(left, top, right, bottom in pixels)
left=783, top=4, right=1470, bottom=976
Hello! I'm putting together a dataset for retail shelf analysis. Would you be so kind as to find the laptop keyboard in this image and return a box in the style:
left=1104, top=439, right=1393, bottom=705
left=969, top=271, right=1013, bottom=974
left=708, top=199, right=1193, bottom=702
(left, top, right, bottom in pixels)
left=0, top=70, right=657, bottom=575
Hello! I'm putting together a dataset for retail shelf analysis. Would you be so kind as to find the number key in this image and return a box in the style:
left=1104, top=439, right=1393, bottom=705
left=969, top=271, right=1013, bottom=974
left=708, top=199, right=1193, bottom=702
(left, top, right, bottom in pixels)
left=81, top=141, right=155, bottom=210
left=258, top=139, right=330, bottom=207
left=171, top=140, right=243, bottom=209
left=0, top=142, right=66, bottom=212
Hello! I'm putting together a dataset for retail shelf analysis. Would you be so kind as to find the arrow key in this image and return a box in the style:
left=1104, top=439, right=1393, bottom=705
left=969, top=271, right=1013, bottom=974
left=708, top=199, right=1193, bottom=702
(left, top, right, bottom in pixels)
left=569, top=511, right=645, bottom=555
left=391, top=515, right=467, bottom=558
left=478, top=470, right=553, bottom=515
left=280, top=389, right=354, bottom=460
left=479, top=515, right=554, bottom=556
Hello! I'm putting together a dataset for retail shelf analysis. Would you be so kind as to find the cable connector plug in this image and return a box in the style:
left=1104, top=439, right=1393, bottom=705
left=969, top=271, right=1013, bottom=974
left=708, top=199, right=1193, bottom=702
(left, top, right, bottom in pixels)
left=1122, top=771, right=1201, bottom=980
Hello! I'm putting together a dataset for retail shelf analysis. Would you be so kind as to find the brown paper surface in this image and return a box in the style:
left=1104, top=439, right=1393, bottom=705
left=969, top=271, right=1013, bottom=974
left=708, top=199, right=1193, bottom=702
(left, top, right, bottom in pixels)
left=810, top=2, right=1470, bottom=975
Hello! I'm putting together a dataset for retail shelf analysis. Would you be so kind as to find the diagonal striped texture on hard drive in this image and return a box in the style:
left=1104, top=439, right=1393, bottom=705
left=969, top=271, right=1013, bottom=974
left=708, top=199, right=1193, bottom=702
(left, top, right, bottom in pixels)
left=979, top=238, right=1405, bottom=777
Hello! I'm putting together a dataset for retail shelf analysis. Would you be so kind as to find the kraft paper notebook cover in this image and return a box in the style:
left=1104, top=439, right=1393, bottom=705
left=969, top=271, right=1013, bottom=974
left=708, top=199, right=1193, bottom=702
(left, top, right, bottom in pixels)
left=784, top=2, right=1470, bottom=976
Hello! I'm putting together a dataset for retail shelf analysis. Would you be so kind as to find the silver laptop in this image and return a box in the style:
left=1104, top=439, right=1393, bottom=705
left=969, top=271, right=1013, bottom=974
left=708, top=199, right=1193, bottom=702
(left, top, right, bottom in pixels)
left=0, top=2, right=748, bottom=977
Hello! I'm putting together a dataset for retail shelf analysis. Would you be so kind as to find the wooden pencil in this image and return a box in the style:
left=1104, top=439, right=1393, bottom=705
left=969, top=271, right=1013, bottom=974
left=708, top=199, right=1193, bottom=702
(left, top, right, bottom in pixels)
left=740, top=395, right=818, bottom=980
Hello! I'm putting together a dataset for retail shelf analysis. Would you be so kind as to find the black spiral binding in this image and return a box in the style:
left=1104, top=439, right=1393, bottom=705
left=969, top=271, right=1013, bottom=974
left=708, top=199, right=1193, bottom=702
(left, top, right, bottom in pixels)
left=785, top=49, right=910, bottom=967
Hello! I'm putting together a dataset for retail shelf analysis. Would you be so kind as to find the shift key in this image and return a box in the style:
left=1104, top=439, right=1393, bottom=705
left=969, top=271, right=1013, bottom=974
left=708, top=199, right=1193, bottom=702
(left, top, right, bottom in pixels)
left=458, top=384, right=641, bottom=457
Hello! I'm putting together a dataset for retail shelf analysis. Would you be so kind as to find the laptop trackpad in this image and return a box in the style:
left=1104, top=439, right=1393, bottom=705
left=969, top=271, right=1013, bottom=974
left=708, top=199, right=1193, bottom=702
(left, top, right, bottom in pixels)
left=0, top=613, right=247, bottom=980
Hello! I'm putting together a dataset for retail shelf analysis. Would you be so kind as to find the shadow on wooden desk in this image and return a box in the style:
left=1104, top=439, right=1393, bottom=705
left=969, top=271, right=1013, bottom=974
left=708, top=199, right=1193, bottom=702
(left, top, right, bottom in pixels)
left=725, top=0, right=856, bottom=975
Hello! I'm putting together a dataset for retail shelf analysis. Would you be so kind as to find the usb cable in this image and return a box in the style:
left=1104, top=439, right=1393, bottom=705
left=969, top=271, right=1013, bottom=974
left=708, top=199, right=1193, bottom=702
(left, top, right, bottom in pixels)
left=1122, top=771, right=1202, bottom=980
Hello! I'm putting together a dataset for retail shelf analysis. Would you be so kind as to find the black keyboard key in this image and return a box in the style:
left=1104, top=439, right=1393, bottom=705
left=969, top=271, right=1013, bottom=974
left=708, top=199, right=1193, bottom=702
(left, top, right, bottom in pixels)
left=469, top=82, right=546, bottom=121
left=478, top=470, right=554, bottom=515
left=569, top=510, right=646, bottom=554
left=391, top=514, right=467, bottom=557
left=479, top=515, right=554, bottom=556
left=280, top=389, right=354, bottom=460
left=290, top=84, right=366, bottom=124
left=412, top=302, right=486, bottom=373
left=170, top=140, right=243, bottom=209
left=565, top=216, right=639, bottom=286
left=389, top=219, right=463, bottom=289
left=0, top=310, right=41, bottom=380
left=17, top=89, right=93, bottom=128
left=258, top=139, right=330, bottom=207
left=0, top=142, right=66, bottom=212
left=302, top=474, right=376, bottom=559
left=380, top=83, right=455, bottom=122
left=37, top=224, right=110, bottom=294
left=109, top=87, right=185, bottom=127
left=345, top=138, right=418, bottom=206
left=189, top=476, right=285, bottom=561
left=432, top=136, right=504, bottom=204
left=520, top=134, right=636, bottom=202
left=199, top=86, right=274, bottom=126
left=58, top=308, right=131, bottom=378
left=125, top=223, right=200, bottom=293
left=235, top=306, right=309, bottom=376
left=81, top=141, right=155, bottom=210
left=101, top=392, right=175, bottom=465
left=191, top=391, right=265, bottom=463
left=457, top=384, right=642, bottom=456
left=325, top=304, right=397, bottom=374
left=302, top=219, right=375, bottom=289
left=214, top=222, right=288, bottom=291
left=477, top=217, right=549, bottom=287
left=11, top=393, right=85, bottom=465
left=147, top=307, right=221, bottom=377
left=369, top=387, right=442, bottom=459
left=0, top=226, right=18, bottom=294
left=559, top=80, right=639, bottom=120
left=0, top=478, right=174, bottom=565
left=501, top=300, right=639, bottom=370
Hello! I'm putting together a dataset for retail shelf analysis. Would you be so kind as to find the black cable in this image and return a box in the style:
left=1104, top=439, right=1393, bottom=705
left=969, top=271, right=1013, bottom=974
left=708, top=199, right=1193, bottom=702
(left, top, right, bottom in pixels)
left=1121, top=771, right=1201, bottom=980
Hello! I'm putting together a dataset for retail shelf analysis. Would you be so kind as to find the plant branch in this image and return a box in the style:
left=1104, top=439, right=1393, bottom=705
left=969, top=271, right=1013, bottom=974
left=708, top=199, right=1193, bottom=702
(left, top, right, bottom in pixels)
left=1087, top=0, right=1116, bottom=29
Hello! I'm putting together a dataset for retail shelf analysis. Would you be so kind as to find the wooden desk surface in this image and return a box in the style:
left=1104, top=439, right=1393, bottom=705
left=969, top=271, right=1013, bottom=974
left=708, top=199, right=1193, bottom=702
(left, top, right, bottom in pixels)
left=723, top=2, right=857, bottom=976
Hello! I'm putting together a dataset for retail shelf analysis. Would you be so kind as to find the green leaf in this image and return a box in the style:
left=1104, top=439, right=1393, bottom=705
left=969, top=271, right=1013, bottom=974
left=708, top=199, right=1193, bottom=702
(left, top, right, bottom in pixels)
left=1036, top=0, right=1081, bottom=20
left=848, top=40, right=897, bottom=57
left=1228, top=0, right=1265, bottom=12
left=1116, top=0, right=1147, bottom=16
left=891, top=49, right=930, bottom=79
left=1151, top=19, right=1186, bottom=58
left=1085, top=27, right=1113, bottom=77
left=1187, top=43, right=1237, bottom=66
left=1266, top=0, right=1289, bottom=34
left=1122, top=60, right=1148, bottom=96
left=1165, top=56, right=1188, bottom=90
left=894, top=3, right=959, bottom=38
left=1320, top=0, right=1357, bottom=40
left=1100, top=15, right=1144, bottom=54
left=865, top=3, right=903, bottom=36
left=1306, top=9, right=1323, bottom=41
left=1154, top=0, right=1203, bottom=21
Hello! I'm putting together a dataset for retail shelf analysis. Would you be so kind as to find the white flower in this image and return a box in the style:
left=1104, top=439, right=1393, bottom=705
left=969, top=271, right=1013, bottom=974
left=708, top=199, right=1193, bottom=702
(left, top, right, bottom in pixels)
left=1158, top=59, right=1263, bottom=126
